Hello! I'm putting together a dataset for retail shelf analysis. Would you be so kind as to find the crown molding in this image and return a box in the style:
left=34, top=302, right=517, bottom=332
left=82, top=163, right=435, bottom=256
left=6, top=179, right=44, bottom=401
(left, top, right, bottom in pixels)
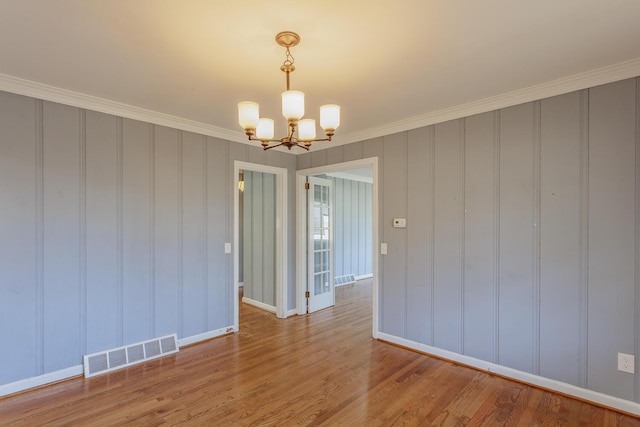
left=325, top=57, right=640, bottom=149
left=2, top=57, right=640, bottom=154
left=0, top=73, right=250, bottom=145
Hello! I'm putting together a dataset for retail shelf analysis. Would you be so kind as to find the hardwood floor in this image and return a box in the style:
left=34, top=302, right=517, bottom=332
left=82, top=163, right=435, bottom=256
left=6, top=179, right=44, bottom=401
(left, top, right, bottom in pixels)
left=1, top=279, right=639, bottom=426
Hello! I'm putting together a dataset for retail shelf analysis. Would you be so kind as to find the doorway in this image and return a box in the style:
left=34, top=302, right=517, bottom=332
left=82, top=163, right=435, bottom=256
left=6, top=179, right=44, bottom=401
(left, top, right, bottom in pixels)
left=296, top=157, right=379, bottom=338
left=233, top=161, right=288, bottom=330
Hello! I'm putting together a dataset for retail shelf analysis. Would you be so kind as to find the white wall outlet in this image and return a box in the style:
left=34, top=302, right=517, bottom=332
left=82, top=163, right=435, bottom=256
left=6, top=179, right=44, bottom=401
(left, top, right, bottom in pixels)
left=618, top=352, right=635, bottom=374
left=224, top=242, right=231, bottom=254
left=380, top=243, right=388, bottom=255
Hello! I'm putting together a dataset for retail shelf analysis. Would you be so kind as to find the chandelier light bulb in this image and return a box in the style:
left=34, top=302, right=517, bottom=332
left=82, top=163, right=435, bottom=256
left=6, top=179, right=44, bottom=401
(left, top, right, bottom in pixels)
left=256, top=118, right=275, bottom=140
left=320, top=104, right=341, bottom=132
left=238, top=101, right=260, bottom=131
left=281, top=90, right=305, bottom=121
left=298, top=119, right=316, bottom=141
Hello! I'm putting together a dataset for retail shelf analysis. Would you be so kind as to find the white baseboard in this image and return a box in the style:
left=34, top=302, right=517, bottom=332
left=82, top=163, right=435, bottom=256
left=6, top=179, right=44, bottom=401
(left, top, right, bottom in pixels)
left=0, top=326, right=236, bottom=398
left=242, top=297, right=276, bottom=313
left=178, top=326, right=235, bottom=347
left=286, top=308, right=298, bottom=317
left=0, top=365, right=83, bottom=398
left=376, top=332, right=640, bottom=416
left=356, top=274, right=373, bottom=281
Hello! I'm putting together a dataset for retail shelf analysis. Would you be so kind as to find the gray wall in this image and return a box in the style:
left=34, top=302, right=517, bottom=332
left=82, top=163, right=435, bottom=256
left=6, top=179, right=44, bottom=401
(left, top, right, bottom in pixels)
left=0, top=91, right=296, bottom=385
left=327, top=177, right=373, bottom=279
left=298, top=77, right=640, bottom=403
left=242, top=170, right=276, bottom=306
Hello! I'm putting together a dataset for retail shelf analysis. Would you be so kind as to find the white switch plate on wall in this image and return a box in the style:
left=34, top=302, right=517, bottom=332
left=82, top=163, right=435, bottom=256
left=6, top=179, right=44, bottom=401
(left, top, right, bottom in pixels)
left=224, top=242, right=231, bottom=254
left=380, top=243, right=387, bottom=255
left=618, top=352, right=635, bottom=374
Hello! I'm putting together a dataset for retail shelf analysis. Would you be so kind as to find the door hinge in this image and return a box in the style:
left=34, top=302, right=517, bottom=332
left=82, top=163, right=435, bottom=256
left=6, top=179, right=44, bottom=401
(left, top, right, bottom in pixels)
left=304, top=182, right=310, bottom=190
left=305, top=291, right=310, bottom=298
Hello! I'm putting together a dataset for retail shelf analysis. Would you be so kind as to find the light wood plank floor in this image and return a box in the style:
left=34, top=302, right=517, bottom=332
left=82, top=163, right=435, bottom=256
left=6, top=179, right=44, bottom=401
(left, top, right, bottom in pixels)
left=1, top=279, right=639, bottom=426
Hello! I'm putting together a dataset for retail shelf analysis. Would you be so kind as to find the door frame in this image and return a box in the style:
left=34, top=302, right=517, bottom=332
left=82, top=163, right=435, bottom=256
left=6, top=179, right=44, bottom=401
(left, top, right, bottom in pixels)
left=233, top=161, right=288, bottom=329
left=296, top=157, right=379, bottom=338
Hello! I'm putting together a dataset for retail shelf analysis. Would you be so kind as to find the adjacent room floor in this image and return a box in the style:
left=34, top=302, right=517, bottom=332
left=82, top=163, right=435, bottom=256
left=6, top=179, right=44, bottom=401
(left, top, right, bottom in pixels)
left=1, top=279, right=638, bottom=425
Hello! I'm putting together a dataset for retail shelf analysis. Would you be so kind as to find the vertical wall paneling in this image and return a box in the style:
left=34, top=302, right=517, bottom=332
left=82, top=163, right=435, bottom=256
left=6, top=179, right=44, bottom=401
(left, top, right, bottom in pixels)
left=242, top=172, right=253, bottom=298
left=579, top=90, right=589, bottom=389
left=85, top=111, right=119, bottom=354
left=181, top=132, right=206, bottom=338
left=407, top=127, right=432, bottom=344
left=263, top=173, right=276, bottom=306
left=499, top=103, right=535, bottom=373
left=0, top=93, right=38, bottom=383
left=539, top=92, right=582, bottom=386
left=116, top=118, right=124, bottom=346
left=493, top=112, right=501, bottom=363
left=42, top=102, right=81, bottom=373
left=326, top=146, right=344, bottom=165
left=35, top=100, right=44, bottom=374
left=532, top=102, right=541, bottom=375
left=358, top=181, right=366, bottom=275
left=365, top=181, right=373, bottom=275
left=153, top=126, right=180, bottom=337
left=588, top=79, right=636, bottom=400
left=148, top=124, right=156, bottom=339
left=122, top=119, right=152, bottom=344
left=636, top=77, right=640, bottom=403
left=433, top=120, right=463, bottom=353
left=381, top=133, right=407, bottom=337
left=202, top=136, right=208, bottom=330
left=344, top=142, right=363, bottom=162
left=335, top=179, right=344, bottom=276
left=252, top=171, right=264, bottom=302
left=534, top=92, right=582, bottom=384
left=79, top=110, right=87, bottom=355
left=463, top=112, right=496, bottom=362
left=343, top=179, right=352, bottom=274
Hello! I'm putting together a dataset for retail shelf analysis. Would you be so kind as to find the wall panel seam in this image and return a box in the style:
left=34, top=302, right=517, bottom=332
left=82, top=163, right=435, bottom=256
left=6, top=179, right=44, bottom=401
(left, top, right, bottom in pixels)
left=493, top=111, right=501, bottom=364
left=579, top=89, right=589, bottom=389
left=116, top=117, right=123, bottom=346
left=35, top=99, right=44, bottom=375
left=430, top=125, right=436, bottom=346
left=404, top=132, right=409, bottom=339
left=149, top=125, right=156, bottom=338
left=178, top=132, right=184, bottom=338
left=203, top=136, right=208, bottom=330
left=635, top=76, right=640, bottom=402
left=459, top=119, right=465, bottom=354
left=533, top=101, right=542, bottom=375
left=79, top=109, right=87, bottom=355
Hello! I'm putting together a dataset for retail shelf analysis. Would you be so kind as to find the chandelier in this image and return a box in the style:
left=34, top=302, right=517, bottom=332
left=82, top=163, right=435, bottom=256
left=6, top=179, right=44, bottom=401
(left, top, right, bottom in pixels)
left=237, top=31, right=340, bottom=151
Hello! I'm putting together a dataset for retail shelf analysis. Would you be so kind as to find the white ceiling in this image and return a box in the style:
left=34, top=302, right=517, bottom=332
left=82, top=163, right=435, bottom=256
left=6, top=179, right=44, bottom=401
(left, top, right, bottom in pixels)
left=1, top=1, right=640, bottom=151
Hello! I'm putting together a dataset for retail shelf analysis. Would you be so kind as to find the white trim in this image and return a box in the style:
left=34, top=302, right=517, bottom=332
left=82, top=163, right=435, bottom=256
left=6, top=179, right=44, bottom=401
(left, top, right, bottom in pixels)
left=178, top=326, right=234, bottom=347
left=242, top=297, right=277, bottom=314
left=3, top=58, right=639, bottom=155
left=0, top=365, right=83, bottom=397
left=0, top=326, right=235, bottom=397
left=286, top=308, right=298, bottom=317
left=310, top=57, right=640, bottom=150
left=234, top=161, right=288, bottom=327
left=0, top=73, right=249, bottom=145
left=296, top=158, right=379, bottom=340
left=355, top=274, right=373, bottom=281
left=376, top=332, right=640, bottom=416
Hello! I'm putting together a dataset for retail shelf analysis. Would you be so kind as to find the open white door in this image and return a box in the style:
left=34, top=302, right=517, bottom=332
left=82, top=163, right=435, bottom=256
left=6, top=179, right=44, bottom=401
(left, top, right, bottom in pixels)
left=307, top=176, right=334, bottom=313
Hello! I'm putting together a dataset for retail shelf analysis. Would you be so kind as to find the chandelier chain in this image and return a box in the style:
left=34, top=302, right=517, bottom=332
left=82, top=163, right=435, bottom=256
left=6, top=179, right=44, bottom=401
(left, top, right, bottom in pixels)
left=283, top=46, right=295, bottom=67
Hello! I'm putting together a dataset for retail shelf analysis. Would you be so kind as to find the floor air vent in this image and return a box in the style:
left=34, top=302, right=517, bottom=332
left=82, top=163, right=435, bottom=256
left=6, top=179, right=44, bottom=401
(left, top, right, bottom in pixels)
left=335, top=274, right=356, bottom=286
left=83, top=334, right=179, bottom=378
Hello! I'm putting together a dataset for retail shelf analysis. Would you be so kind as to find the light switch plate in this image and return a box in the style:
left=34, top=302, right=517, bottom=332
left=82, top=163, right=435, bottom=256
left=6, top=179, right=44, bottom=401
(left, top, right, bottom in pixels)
left=380, top=243, right=388, bottom=255
left=224, top=242, right=231, bottom=254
